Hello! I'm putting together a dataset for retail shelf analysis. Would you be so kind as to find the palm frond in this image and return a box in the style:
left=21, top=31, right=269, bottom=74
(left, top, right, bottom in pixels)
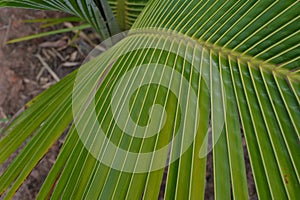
left=0, top=0, right=120, bottom=38
left=108, top=0, right=149, bottom=30
left=0, top=0, right=149, bottom=38
left=131, top=1, right=299, bottom=198
left=0, top=0, right=299, bottom=199
left=6, top=23, right=91, bottom=43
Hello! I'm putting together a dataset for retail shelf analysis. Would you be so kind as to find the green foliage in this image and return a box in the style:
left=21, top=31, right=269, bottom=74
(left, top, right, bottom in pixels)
left=7, top=23, right=91, bottom=43
left=0, top=0, right=299, bottom=199
left=0, top=0, right=119, bottom=38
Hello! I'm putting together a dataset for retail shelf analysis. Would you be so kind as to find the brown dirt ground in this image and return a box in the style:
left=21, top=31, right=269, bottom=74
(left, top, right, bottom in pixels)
left=0, top=8, right=97, bottom=199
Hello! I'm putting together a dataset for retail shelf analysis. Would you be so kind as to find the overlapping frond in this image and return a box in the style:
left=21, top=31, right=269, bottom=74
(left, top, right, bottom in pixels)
left=0, top=0, right=120, bottom=38
left=108, top=0, right=148, bottom=30
left=0, top=0, right=149, bottom=38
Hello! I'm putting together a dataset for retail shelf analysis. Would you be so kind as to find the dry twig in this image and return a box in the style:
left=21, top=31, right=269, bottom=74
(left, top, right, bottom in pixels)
left=35, top=54, right=60, bottom=82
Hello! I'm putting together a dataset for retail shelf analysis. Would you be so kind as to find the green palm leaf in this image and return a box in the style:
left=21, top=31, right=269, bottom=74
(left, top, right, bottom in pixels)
left=108, top=0, right=149, bottom=30
left=0, top=0, right=299, bottom=199
left=0, top=0, right=120, bottom=38
left=0, top=0, right=148, bottom=38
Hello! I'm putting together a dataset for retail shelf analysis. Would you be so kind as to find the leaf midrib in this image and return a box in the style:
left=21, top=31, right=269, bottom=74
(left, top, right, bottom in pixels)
left=129, top=28, right=299, bottom=80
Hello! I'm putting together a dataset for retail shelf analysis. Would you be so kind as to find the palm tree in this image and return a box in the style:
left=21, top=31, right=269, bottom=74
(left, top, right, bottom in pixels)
left=0, top=0, right=299, bottom=199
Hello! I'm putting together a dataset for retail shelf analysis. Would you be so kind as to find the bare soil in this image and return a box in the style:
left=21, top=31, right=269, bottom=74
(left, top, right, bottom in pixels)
left=0, top=8, right=95, bottom=199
